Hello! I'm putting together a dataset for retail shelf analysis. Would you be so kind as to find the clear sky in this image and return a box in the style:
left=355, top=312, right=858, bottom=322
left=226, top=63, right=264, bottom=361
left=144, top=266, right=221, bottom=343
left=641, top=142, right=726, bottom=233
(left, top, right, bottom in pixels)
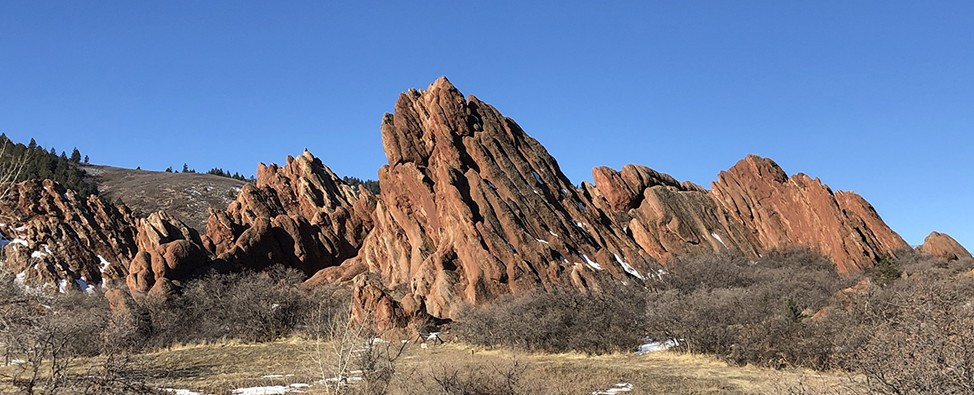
left=1, top=1, right=971, bottom=249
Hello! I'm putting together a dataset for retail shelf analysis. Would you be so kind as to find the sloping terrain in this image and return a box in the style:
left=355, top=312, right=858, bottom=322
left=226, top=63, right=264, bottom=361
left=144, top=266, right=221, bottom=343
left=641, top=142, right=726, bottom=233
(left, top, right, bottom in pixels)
left=84, top=165, right=246, bottom=231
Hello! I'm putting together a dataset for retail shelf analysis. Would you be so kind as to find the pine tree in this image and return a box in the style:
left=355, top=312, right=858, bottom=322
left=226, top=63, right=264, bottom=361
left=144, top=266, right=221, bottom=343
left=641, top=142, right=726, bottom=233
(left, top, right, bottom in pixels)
left=182, top=163, right=189, bottom=173
left=28, top=138, right=37, bottom=150
left=70, top=148, right=82, bottom=163
left=165, top=166, right=173, bottom=173
left=83, top=155, right=89, bottom=164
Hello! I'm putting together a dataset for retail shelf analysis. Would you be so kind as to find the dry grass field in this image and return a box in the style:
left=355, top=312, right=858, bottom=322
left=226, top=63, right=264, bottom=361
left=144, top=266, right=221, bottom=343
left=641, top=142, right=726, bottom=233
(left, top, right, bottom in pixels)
left=0, top=338, right=862, bottom=394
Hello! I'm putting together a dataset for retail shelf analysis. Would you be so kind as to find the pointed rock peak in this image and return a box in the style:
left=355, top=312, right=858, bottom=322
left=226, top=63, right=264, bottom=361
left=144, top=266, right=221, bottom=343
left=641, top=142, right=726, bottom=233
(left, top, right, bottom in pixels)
left=429, top=76, right=456, bottom=91
left=917, top=231, right=972, bottom=261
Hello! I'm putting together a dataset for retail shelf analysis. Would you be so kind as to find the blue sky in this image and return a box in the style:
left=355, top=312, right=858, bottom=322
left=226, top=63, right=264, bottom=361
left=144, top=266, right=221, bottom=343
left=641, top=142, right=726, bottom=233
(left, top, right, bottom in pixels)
left=1, top=1, right=971, bottom=248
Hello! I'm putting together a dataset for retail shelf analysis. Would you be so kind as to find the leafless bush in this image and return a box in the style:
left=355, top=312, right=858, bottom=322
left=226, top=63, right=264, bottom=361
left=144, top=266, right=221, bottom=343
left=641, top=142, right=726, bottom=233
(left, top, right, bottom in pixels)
left=307, top=302, right=407, bottom=395
left=645, top=248, right=853, bottom=369
left=454, top=285, right=646, bottom=354
left=426, top=358, right=527, bottom=395
left=828, top=254, right=974, bottom=394
left=143, top=266, right=324, bottom=346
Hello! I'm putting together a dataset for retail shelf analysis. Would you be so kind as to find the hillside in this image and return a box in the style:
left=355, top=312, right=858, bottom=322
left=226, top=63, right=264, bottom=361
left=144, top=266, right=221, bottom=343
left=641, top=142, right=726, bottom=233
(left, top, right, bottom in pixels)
left=84, top=164, right=246, bottom=231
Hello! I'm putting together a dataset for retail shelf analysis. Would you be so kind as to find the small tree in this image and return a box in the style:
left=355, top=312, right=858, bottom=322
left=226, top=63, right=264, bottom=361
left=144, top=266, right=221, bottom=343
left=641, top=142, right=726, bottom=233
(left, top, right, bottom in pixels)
left=70, top=148, right=82, bottom=163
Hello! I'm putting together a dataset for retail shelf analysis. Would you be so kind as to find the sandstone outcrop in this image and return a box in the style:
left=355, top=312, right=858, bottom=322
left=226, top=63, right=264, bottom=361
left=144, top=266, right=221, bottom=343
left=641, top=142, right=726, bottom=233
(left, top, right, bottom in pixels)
left=317, top=77, right=659, bottom=324
left=205, top=150, right=375, bottom=276
left=126, top=211, right=212, bottom=299
left=916, top=231, right=972, bottom=261
left=710, top=155, right=909, bottom=273
left=0, top=180, right=138, bottom=291
left=592, top=156, right=909, bottom=273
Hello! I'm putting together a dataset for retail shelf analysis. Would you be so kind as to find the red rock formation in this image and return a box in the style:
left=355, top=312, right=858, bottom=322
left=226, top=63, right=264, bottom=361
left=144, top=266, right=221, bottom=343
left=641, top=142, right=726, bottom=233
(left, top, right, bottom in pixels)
left=710, top=155, right=908, bottom=273
left=0, top=180, right=138, bottom=292
left=126, top=211, right=211, bottom=299
left=916, top=231, right=972, bottom=261
left=205, top=150, right=375, bottom=276
left=592, top=156, right=908, bottom=273
left=314, top=77, right=658, bottom=323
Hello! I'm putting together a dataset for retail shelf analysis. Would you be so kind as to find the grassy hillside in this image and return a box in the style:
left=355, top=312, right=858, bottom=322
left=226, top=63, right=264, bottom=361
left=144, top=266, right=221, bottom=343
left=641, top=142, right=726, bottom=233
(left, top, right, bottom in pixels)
left=84, top=164, right=246, bottom=231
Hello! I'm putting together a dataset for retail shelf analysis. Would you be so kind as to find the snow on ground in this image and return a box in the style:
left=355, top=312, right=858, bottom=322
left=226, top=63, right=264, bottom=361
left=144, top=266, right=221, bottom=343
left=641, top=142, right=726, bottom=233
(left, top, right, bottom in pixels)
left=98, top=255, right=112, bottom=273
left=614, top=254, right=645, bottom=280
left=76, top=278, right=95, bottom=294
left=580, top=254, right=603, bottom=271
left=57, top=279, right=68, bottom=293
left=636, top=339, right=680, bottom=355
left=536, top=238, right=549, bottom=245
left=592, top=382, right=634, bottom=394
left=161, top=389, right=203, bottom=395
left=232, top=386, right=289, bottom=395
left=10, top=238, right=28, bottom=247
left=711, top=232, right=727, bottom=248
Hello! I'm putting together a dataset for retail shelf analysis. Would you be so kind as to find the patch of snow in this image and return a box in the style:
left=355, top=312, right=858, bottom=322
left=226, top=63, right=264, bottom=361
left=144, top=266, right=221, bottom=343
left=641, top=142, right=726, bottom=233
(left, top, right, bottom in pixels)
left=593, top=383, right=634, bottom=394
left=97, top=255, right=112, bottom=273
left=261, top=374, right=294, bottom=379
left=711, top=232, right=727, bottom=248
left=560, top=188, right=569, bottom=196
left=15, top=271, right=25, bottom=285
left=9, top=358, right=25, bottom=365
left=57, top=279, right=67, bottom=294
left=31, top=250, right=47, bottom=259
left=76, top=278, right=94, bottom=294
left=532, top=171, right=544, bottom=185
left=549, top=230, right=559, bottom=237
left=574, top=220, right=585, bottom=228
left=636, top=339, right=680, bottom=355
left=10, top=238, right=28, bottom=247
left=161, top=389, right=203, bottom=395
left=232, top=386, right=289, bottom=395
left=580, top=254, right=602, bottom=271
left=536, top=238, right=549, bottom=245
left=426, top=332, right=441, bottom=341
left=614, top=254, right=645, bottom=280
left=15, top=225, right=27, bottom=232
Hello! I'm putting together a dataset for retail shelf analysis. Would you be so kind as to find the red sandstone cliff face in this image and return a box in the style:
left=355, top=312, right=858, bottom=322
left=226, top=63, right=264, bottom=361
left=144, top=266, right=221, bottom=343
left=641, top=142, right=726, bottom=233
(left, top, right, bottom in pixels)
left=313, top=77, right=658, bottom=324
left=591, top=156, right=909, bottom=273
left=710, top=155, right=908, bottom=273
left=916, top=231, right=972, bottom=261
left=127, top=211, right=211, bottom=299
left=204, top=150, right=375, bottom=276
left=0, top=180, right=137, bottom=292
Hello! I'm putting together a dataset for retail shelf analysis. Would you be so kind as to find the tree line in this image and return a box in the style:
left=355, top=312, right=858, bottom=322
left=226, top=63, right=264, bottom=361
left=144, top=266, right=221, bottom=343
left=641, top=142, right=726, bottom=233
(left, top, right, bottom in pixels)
left=0, top=133, right=97, bottom=196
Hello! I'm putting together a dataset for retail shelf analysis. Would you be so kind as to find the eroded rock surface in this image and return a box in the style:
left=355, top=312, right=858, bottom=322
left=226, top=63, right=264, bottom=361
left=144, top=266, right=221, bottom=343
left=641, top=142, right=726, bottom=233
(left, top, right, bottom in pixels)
left=205, top=150, right=375, bottom=276
left=0, top=180, right=137, bottom=292
left=916, top=231, right=972, bottom=261
left=319, top=77, right=659, bottom=325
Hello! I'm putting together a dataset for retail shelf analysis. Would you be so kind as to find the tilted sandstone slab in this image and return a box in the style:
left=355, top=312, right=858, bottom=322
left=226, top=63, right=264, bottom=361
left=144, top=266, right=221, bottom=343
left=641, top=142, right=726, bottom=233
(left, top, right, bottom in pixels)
left=710, top=155, right=908, bottom=273
left=205, top=150, right=375, bottom=276
left=594, top=157, right=908, bottom=272
left=916, top=231, right=972, bottom=261
left=314, top=77, right=659, bottom=323
left=0, top=180, right=138, bottom=292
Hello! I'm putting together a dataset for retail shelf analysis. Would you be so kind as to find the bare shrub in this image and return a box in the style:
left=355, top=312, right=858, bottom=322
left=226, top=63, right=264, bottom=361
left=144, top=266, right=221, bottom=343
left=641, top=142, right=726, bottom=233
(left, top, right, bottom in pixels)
left=646, top=248, right=853, bottom=369
left=829, top=254, right=974, bottom=394
left=307, top=302, right=406, bottom=395
left=143, top=266, right=322, bottom=346
left=426, top=358, right=527, bottom=395
left=454, top=285, right=646, bottom=354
